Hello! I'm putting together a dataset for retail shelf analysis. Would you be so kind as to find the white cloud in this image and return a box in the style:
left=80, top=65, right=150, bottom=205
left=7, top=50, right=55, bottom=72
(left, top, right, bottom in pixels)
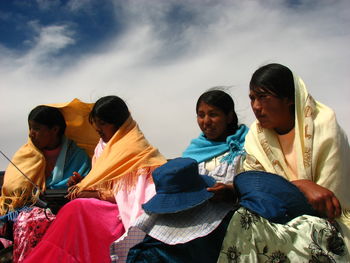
left=1, top=0, right=350, bottom=170
left=18, top=22, right=75, bottom=70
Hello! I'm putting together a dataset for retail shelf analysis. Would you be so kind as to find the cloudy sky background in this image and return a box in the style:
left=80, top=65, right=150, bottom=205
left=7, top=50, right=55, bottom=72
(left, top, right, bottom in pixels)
left=0, top=0, right=349, bottom=170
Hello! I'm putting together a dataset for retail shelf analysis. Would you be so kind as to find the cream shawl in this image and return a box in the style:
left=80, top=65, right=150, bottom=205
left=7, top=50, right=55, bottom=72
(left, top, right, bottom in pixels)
left=68, top=116, right=167, bottom=198
left=244, top=74, right=350, bottom=238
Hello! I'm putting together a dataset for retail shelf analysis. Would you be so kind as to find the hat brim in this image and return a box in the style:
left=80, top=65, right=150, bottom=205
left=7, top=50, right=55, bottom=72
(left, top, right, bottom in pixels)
left=235, top=171, right=317, bottom=223
left=142, top=174, right=216, bottom=214
left=136, top=200, right=233, bottom=244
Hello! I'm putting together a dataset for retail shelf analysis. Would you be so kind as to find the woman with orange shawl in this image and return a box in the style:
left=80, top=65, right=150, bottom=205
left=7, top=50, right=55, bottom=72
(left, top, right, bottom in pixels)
left=24, top=96, right=167, bottom=263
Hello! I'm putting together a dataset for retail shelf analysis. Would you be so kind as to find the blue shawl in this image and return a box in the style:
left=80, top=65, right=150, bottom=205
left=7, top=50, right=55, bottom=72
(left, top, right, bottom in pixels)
left=182, top=125, right=249, bottom=164
left=46, top=137, right=91, bottom=189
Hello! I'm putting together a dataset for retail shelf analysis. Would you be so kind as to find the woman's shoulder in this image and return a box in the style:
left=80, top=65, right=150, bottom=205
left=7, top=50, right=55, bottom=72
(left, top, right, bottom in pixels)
left=313, top=101, right=346, bottom=139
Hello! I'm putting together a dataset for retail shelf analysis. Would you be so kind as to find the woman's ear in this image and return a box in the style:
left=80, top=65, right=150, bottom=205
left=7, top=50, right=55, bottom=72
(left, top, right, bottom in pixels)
left=51, top=125, right=61, bottom=136
left=227, top=111, right=234, bottom=124
left=284, top=97, right=295, bottom=107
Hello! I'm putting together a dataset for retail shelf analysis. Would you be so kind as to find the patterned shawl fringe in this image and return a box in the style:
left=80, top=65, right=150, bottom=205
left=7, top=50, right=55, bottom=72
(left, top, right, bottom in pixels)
left=0, top=188, right=40, bottom=215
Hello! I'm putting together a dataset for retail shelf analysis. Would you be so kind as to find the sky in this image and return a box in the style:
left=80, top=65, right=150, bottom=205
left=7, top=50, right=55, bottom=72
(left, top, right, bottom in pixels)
left=0, top=0, right=349, bottom=170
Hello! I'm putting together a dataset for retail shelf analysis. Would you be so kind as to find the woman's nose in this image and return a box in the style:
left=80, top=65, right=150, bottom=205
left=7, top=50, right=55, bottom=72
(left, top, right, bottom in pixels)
left=203, top=115, right=212, bottom=125
left=251, top=99, right=262, bottom=112
left=29, top=129, right=35, bottom=138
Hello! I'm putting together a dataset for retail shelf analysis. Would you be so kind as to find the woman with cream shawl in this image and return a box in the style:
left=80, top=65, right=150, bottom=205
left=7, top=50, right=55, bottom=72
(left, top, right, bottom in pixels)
left=218, top=63, right=350, bottom=262
left=24, top=96, right=167, bottom=263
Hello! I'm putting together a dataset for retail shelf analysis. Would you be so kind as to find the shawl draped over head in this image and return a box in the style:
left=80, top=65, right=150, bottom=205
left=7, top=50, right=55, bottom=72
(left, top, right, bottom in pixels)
left=182, top=124, right=248, bottom=164
left=243, top=74, right=350, bottom=238
left=48, top=98, right=99, bottom=158
left=68, top=116, right=167, bottom=198
left=0, top=98, right=96, bottom=215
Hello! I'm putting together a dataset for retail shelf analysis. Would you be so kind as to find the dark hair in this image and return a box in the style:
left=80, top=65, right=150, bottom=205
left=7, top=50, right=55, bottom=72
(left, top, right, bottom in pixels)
left=196, top=89, right=239, bottom=133
left=28, top=106, right=66, bottom=136
left=250, top=63, right=295, bottom=101
left=89, top=96, right=130, bottom=129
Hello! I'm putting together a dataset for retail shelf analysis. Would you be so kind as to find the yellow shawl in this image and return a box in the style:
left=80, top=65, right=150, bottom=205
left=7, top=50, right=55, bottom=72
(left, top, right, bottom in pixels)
left=48, top=98, right=99, bottom=158
left=0, top=99, right=98, bottom=215
left=68, top=116, right=167, bottom=198
left=0, top=139, right=45, bottom=214
left=244, top=74, right=350, bottom=244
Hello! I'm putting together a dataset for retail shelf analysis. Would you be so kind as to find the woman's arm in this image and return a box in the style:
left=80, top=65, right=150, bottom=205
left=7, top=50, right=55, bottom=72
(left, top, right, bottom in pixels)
left=207, top=183, right=238, bottom=204
left=291, top=179, right=341, bottom=220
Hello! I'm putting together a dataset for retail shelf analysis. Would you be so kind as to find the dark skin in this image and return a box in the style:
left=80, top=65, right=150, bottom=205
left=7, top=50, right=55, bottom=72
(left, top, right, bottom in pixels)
left=67, top=172, right=101, bottom=199
left=67, top=174, right=116, bottom=202
left=249, top=88, right=341, bottom=221
left=66, top=117, right=118, bottom=203
left=195, top=102, right=238, bottom=203
left=207, top=183, right=237, bottom=204
left=291, top=180, right=341, bottom=221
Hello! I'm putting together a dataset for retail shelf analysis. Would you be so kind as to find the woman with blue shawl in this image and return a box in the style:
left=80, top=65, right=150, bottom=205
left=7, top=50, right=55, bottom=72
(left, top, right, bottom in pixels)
left=127, top=89, right=248, bottom=263
left=183, top=89, right=248, bottom=201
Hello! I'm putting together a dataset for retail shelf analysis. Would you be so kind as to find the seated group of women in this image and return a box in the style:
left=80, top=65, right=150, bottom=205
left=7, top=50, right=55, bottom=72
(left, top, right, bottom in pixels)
left=0, top=63, right=349, bottom=263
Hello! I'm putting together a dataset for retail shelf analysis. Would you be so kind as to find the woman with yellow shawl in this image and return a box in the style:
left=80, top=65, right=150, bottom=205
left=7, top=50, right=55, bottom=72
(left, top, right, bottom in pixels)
left=0, top=105, right=91, bottom=262
left=24, top=96, right=167, bottom=263
left=218, top=63, right=350, bottom=262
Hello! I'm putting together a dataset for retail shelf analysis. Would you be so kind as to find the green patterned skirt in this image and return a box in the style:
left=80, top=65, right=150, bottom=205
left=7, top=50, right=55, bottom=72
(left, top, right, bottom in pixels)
left=218, top=207, right=349, bottom=262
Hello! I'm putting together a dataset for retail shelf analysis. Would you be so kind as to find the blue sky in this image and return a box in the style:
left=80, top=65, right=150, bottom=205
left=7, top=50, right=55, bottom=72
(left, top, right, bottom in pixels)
left=1, top=0, right=350, bottom=170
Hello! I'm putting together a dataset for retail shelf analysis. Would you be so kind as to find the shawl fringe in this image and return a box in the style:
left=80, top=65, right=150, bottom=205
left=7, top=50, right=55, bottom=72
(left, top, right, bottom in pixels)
left=67, top=165, right=159, bottom=200
left=0, top=187, right=40, bottom=215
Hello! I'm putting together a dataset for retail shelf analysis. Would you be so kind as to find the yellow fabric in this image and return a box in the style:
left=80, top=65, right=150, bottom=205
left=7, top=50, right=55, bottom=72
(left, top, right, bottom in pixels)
left=48, top=98, right=99, bottom=158
left=68, top=116, right=167, bottom=198
left=0, top=139, right=45, bottom=215
left=0, top=98, right=97, bottom=214
left=243, top=74, right=350, bottom=245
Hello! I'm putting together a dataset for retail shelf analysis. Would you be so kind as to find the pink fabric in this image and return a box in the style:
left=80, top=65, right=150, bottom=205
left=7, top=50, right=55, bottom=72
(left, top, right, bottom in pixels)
left=24, top=198, right=125, bottom=263
left=115, top=173, right=156, bottom=230
left=0, top=238, right=13, bottom=248
left=13, top=207, right=56, bottom=263
left=91, top=139, right=106, bottom=167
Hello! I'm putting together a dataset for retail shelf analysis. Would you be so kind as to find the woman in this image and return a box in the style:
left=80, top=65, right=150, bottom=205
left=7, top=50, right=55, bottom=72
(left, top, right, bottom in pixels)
left=183, top=89, right=248, bottom=200
left=24, top=96, right=167, bottom=263
left=218, top=63, right=350, bottom=262
left=0, top=105, right=91, bottom=262
left=127, top=90, right=248, bottom=262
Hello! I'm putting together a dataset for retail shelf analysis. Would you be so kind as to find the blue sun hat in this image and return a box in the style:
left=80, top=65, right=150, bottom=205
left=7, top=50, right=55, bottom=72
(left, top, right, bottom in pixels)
left=142, top=157, right=216, bottom=214
left=234, top=171, right=318, bottom=224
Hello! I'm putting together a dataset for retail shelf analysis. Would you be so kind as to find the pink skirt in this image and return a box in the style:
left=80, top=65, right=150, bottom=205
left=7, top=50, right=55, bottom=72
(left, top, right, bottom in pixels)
left=24, top=198, right=125, bottom=263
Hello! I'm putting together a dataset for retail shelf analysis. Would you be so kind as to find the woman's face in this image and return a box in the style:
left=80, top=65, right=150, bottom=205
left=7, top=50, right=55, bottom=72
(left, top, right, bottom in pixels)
left=28, top=120, right=60, bottom=150
left=197, top=101, right=233, bottom=141
left=249, top=89, right=294, bottom=134
left=92, top=117, right=118, bottom=143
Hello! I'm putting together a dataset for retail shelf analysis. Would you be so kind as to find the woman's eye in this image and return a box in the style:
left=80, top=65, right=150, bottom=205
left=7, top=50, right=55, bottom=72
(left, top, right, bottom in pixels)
left=258, top=94, right=270, bottom=101
left=197, top=113, right=205, bottom=119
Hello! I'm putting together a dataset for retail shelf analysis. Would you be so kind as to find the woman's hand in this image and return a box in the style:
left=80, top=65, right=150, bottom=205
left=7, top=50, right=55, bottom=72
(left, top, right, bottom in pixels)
left=291, top=179, right=341, bottom=220
left=72, top=190, right=116, bottom=203
left=75, top=190, right=100, bottom=199
left=207, top=183, right=237, bottom=203
left=67, top=172, right=83, bottom=187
